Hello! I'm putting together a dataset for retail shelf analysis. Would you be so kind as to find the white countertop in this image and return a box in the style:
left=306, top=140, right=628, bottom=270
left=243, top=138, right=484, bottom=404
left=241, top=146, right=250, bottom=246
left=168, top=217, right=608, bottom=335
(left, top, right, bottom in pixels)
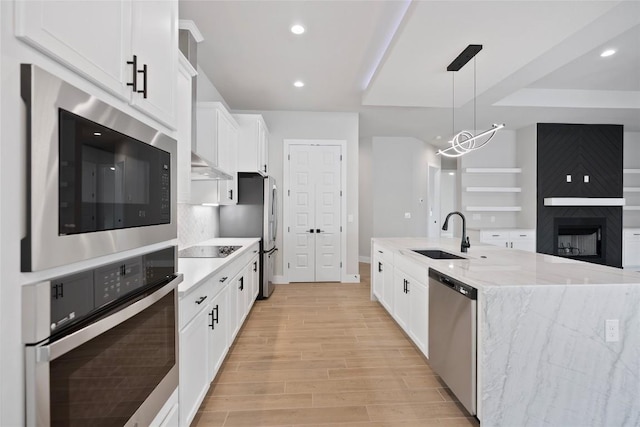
left=177, top=238, right=260, bottom=295
left=374, top=237, right=640, bottom=289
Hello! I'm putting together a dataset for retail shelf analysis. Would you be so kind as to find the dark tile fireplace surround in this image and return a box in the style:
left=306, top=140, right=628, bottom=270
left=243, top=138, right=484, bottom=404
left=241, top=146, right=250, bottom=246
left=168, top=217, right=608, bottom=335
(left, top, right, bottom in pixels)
left=537, top=124, right=623, bottom=268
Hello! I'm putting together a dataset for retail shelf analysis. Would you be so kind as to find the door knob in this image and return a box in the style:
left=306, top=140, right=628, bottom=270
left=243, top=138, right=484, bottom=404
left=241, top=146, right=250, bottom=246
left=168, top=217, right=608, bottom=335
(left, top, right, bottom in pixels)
left=316, top=229, right=323, bottom=233
left=308, top=229, right=315, bottom=233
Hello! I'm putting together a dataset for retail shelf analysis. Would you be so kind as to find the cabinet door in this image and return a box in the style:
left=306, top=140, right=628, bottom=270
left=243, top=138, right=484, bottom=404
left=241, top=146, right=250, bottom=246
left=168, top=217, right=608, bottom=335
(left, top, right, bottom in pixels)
left=393, top=272, right=410, bottom=332
left=511, top=239, right=536, bottom=252
left=207, top=286, right=229, bottom=382
left=372, top=257, right=383, bottom=300
left=249, top=256, right=260, bottom=307
left=258, top=119, right=269, bottom=174
left=179, top=308, right=209, bottom=427
left=408, top=280, right=429, bottom=358
left=624, top=231, right=640, bottom=267
left=537, top=124, right=582, bottom=198
left=15, top=0, right=133, bottom=102
left=176, top=56, right=194, bottom=203
left=236, top=272, right=248, bottom=326
left=130, top=0, right=178, bottom=128
left=195, top=106, right=218, bottom=164
left=381, top=263, right=394, bottom=312
left=227, top=273, right=240, bottom=344
left=218, top=117, right=238, bottom=205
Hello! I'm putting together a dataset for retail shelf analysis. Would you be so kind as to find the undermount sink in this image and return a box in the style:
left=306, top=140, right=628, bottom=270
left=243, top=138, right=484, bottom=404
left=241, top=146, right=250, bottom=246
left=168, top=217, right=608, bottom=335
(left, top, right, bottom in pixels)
left=412, top=249, right=466, bottom=260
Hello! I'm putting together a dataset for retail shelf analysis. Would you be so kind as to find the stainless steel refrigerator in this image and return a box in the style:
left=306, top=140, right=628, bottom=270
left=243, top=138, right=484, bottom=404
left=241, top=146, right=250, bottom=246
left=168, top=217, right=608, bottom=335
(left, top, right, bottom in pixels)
left=220, top=173, right=277, bottom=298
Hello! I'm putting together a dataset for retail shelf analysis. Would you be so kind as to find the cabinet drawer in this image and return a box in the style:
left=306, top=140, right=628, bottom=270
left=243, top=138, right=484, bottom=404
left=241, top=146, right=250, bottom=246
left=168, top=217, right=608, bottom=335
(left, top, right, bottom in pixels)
left=624, top=229, right=640, bottom=242
left=180, top=280, right=214, bottom=328
left=509, top=229, right=535, bottom=240
left=480, top=231, right=509, bottom=241
left=394, top=255, right=427, bottom=284
left=373, top=243, right=394, bottom=263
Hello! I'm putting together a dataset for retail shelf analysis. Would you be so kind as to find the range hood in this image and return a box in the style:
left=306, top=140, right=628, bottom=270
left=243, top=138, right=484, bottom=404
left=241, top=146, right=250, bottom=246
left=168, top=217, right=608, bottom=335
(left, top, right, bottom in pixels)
left=190, top=151, right=232, bottom=181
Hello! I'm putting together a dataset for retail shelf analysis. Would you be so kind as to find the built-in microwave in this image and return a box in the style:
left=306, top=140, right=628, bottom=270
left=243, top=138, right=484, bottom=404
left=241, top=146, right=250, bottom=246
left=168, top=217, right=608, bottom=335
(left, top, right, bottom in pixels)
left=21, top=64, right=177, bottom=271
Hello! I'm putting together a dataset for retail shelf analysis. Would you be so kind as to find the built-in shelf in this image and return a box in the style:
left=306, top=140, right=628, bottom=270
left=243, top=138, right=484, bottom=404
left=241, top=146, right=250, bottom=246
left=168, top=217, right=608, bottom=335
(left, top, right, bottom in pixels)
left=624, top=187, right=640, bottom=193
left=624, top=206, right=640, bottom=211
left=465, top=168, right=522, bottom=174
left=466, top=187, right=522, bottom=193
left=466, top=206, right=522, bottom=212
left=623, top=169, right=640, bottom=174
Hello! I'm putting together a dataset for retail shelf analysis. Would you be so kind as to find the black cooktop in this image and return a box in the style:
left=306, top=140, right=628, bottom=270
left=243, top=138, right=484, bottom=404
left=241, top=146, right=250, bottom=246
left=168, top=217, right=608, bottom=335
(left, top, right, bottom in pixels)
left=178, top=245, right=241, bottom=258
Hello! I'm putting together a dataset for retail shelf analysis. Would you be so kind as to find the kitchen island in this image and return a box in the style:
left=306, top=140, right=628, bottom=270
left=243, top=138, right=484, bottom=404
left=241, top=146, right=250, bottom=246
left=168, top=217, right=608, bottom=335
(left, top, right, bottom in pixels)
left=371, top=237, right=640, bottom=427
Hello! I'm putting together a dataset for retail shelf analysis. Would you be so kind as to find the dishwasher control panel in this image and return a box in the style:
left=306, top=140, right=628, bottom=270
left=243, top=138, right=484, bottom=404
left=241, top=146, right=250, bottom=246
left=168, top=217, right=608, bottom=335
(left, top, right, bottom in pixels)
left=428, top=269, right=477, bottom=300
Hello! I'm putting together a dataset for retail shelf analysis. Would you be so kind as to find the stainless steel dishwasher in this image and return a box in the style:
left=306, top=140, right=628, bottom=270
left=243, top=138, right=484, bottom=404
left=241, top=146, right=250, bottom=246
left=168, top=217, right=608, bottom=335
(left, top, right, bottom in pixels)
left=428, top=269, right=477, bottom=415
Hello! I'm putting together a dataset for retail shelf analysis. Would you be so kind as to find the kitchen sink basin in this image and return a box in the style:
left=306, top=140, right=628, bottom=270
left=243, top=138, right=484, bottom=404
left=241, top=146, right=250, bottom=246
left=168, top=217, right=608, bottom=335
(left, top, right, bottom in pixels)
left=412, top=249, right=466, bottom=260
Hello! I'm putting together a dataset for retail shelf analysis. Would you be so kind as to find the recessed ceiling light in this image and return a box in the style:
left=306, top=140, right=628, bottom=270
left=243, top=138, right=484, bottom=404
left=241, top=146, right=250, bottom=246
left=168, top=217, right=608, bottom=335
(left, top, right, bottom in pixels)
left=448, top=172, right=455, bottom=176
left=291, top=24, right=305, bottom=35
left=93, top=132, right=102, bottom=136
left=293, top=81, right=305, bottom=88
left=600, top=49, right=616, bottom=57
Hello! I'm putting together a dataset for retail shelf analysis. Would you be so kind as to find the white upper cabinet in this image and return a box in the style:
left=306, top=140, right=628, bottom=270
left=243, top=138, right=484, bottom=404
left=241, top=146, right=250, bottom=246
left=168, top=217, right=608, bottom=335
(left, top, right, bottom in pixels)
left=176, top=53, right=197, bottom=203
left=234, top=114, right=270, bottom=175
left=195, top=102, right=238, bottom=205
left=15, top=0, right=178, bottom=129
left=129, top=0, right=178, bottom=127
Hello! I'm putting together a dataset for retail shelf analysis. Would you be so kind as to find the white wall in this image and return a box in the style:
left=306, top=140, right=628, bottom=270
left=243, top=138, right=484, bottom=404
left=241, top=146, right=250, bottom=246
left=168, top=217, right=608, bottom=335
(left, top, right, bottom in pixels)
left=517, top=125, right=537, bottom=229
left=359, top=137, right=373, bottom=262
left=440, top=170, right=458, bottom=238
left=254, top=111, right=360, bottom=280
left=370, top=137, right=440, bottom=244
left=196, top=65, right=230, bottom=110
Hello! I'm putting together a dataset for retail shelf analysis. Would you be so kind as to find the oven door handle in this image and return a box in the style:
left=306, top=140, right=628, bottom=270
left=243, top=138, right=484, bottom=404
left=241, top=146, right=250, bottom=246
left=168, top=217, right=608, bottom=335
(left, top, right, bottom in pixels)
left=38, top=274, right=183, bottom=362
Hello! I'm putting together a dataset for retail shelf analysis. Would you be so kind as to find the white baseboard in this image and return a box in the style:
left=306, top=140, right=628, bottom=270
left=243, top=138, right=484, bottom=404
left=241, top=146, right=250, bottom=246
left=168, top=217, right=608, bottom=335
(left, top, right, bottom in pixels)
left=272, top=275, right=288, bottom=284
left=342, top=274, right=360, bottom=283
left=359, top=256, right=371, bottom=264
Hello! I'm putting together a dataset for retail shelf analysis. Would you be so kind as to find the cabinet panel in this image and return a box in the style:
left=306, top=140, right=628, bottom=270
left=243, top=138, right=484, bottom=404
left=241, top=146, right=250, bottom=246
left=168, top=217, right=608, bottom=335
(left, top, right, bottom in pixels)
left=372, top=257, right=383, bottom=300
left=176, top=55, right=195, bottom=203
left=393, top=272, right=410, bottom=331
left=207, top=286, right=228, bottom=382
left=179, top=308, right=209, bottom=427
left=624, top=229, right=640, bottom=267
left=409, top=280, right=428, bottom=357
left=15, top=0, right=132, bottom=102
left=130, top=0, right=178, bottom=128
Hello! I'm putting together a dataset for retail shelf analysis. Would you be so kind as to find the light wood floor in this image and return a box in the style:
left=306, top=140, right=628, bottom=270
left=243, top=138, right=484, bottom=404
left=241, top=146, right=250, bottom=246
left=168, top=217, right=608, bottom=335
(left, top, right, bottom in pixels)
left=192, top=263, right=479, bottom=427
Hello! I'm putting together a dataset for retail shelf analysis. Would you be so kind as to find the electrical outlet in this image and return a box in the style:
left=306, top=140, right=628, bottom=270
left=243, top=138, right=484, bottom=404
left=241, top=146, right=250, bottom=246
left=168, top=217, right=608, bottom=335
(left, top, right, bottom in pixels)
left=605, top=319, right=619, bottom=342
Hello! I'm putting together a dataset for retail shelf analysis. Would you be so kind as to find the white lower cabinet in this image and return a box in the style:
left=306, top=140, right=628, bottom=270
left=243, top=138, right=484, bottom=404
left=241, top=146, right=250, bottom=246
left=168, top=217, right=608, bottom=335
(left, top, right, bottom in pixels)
left=624, top=228, right=640, bottom=268
left=179, top=242, right=260, bottom=426
left=373, top=245, right=429, bottom=360
left=179, top=307, right=209, bottom=427
left=207, top=285, right=229, bottom=382
left=469, top=229, right=536, bottom=252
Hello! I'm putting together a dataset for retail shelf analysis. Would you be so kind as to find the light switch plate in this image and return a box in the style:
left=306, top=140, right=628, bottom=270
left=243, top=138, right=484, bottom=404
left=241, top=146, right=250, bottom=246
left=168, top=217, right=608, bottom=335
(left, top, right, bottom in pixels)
left=584, top=175, right=589, bottom=183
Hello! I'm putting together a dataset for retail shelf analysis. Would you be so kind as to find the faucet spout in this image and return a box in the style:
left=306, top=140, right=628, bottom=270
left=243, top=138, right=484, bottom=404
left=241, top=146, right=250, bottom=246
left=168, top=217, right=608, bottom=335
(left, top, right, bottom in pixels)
left=442, top=211, right=470, bottom=253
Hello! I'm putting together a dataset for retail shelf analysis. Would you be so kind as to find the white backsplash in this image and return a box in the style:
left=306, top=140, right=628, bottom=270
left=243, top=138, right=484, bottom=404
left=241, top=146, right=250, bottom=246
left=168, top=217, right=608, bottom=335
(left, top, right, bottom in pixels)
left=177, top=203, right=219, bottom=248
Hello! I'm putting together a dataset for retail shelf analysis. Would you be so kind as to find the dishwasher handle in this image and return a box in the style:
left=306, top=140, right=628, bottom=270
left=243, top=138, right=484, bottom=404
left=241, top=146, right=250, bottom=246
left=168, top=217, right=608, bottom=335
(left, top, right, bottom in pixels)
left=428, top=268, right=477, bottom=300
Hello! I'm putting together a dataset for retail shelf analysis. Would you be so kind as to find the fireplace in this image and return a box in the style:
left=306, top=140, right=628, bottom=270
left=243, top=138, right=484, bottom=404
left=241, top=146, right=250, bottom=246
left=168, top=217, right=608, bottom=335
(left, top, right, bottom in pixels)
left=554, top=218, right=606, bottom=264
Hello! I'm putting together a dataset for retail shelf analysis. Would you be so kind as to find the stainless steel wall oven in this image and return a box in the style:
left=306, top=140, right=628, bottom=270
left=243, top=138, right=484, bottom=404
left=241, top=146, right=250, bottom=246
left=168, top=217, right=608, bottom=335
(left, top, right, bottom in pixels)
left=23, top=247, right=182, bottom=427
left=21, top=64, right=177, bottom=271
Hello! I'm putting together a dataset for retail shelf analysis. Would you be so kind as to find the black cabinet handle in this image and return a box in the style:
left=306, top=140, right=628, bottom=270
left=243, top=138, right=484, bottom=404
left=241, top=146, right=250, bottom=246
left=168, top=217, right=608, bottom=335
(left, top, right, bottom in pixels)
left=403, top=279, right=407, bottom=294
left=308, top=229, right=315, bottom=233
left=220, top=276, right=228, bottom=283
left=229, top=189, right=233, bottom=200
left=209, top=304, right=219, bottom=330
left=316, top=229, right=321, bottom=233
left=378, top=250, right=383, bottom=254
left=378, top=262, right=382, bottom=273
left=264, top=164, right=267, bottom=173
left=137, top=63, right=148, bottom=98
left=126, top=55, right=138, bottom=92
left=195, top=296, right=207, bottom=305
left=406, top=280, right=409, bottom=294
left=239, top=277, right=244, bottom=291
left=253, top=261, right=257, bottom=272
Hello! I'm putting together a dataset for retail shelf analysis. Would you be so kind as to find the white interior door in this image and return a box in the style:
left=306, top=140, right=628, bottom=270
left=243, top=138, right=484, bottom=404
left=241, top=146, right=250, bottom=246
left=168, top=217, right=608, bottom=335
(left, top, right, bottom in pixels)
left=287, top=144, right=342, bottom=282
left=288, top=145, right=315, bottom=282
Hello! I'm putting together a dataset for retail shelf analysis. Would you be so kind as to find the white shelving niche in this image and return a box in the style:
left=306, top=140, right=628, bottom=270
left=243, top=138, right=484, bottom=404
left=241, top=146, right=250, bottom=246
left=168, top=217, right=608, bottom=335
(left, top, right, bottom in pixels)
left=463, top=167, right=523, bottom=214
left=624, top=168, right=640, bottom=217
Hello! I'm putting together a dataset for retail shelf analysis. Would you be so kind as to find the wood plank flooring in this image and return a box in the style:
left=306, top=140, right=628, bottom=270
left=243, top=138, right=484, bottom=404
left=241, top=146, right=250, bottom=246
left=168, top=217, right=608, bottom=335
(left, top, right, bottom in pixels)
left=192, top=264, right=479, bottom=427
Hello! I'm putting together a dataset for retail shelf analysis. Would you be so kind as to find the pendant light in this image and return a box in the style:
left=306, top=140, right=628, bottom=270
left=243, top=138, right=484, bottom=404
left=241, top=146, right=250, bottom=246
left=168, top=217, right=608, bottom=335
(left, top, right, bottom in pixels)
left=438, top=44, right=504, bottom=158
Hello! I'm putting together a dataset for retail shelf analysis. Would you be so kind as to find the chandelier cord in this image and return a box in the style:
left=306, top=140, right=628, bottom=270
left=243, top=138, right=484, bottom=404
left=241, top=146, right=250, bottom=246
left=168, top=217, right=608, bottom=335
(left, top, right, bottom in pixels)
left=473, top=56, right=477, bottom=133
left=452, top=72, right=455, bottom=136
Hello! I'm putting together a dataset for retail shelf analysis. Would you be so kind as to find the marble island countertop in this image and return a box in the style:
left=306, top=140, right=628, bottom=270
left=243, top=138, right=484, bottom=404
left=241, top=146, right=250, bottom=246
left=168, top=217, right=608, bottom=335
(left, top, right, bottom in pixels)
left=177, top=237, right=260, bottom=295
left=373, top=237, right=640, bottom=288
left=374, top=236, right=640, bottom=427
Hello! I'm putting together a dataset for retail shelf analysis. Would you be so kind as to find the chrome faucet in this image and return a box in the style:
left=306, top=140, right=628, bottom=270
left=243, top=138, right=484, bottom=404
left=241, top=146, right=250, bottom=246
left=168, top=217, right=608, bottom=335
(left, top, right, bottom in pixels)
left=442, top=211, right=470, bottom=253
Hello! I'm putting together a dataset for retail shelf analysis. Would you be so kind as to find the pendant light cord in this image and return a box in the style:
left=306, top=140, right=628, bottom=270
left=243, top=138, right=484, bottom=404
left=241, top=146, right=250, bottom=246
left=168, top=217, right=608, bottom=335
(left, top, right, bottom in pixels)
left=452, top=72, right=455, bottom=136
left=474, top=56, right=477, bottom=133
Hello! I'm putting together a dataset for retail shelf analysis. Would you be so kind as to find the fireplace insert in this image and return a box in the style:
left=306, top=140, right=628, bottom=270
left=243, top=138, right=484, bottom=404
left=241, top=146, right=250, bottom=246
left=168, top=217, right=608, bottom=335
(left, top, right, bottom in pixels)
left=554, top=217, right=606, bottom=264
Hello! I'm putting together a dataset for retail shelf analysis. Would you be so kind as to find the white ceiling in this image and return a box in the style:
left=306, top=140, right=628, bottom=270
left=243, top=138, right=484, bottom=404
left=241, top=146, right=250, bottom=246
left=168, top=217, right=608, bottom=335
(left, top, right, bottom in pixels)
left=179, top=0, right=640, bottom=146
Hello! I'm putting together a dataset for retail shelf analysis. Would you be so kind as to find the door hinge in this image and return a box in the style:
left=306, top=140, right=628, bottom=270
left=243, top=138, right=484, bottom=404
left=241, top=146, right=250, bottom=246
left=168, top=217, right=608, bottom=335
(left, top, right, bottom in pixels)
left=340, top=155, right=342, bottom=161
left=288, top=262, right=290, bottom=269
left=288, top=154, right=290, bottom=160
left=288, top=189, right=290, bottom=196
left=340, top=262, right=343, bottom=268
left=340, top=226, right=342, bottom=232
left=340, top=190, right=342, bottom=196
